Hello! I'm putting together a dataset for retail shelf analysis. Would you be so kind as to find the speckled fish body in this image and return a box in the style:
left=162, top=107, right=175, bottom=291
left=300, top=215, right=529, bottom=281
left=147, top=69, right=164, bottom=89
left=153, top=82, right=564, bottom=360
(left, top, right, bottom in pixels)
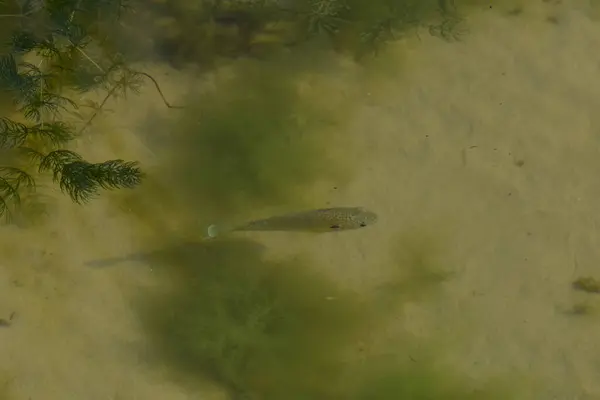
left=207, top=207, right=377, bottom=238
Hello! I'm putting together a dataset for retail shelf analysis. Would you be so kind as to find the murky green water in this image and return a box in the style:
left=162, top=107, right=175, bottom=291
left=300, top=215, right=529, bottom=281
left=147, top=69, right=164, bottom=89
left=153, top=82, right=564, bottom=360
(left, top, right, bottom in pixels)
left=1, top=1, right=600, bottom=399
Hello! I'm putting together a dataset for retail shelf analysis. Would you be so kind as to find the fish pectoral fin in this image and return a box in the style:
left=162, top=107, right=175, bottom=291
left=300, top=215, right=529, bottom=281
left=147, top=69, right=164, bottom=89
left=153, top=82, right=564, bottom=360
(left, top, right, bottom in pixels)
left=330, top=225, right=341, bottom=229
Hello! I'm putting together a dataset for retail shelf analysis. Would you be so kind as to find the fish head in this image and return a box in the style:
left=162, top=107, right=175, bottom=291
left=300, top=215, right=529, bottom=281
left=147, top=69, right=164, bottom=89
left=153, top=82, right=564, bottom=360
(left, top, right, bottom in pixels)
left=350, top=207, right=378, bottom=228
left=359, top=208, right=378, bottom=225
left=325, top=207, right=378, bottom=231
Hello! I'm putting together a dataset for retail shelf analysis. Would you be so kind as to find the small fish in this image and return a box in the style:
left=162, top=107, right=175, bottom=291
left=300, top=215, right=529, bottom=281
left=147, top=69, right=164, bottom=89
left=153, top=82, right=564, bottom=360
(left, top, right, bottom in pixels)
left=206, top=206, right=377, bottom=238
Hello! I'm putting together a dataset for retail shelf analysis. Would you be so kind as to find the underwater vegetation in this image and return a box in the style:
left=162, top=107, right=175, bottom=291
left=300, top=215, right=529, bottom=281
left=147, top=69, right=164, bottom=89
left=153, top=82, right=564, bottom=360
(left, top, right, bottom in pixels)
left=0, top=0, right=182, bottom=221
left=138, top=238, right=369, bottom=399
left=136, top=0, right=468, bottom=67
left=119, top=53, right=352, bottom=233
left=135, top=236, right=521, bottom=399
left=162, top=60, right=331, bottom=217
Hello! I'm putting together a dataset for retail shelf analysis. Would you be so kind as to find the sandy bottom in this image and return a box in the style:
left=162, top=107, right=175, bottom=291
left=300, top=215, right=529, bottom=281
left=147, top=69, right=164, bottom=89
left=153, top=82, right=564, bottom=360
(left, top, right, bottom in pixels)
left=2, top=1, right=600, bottom=399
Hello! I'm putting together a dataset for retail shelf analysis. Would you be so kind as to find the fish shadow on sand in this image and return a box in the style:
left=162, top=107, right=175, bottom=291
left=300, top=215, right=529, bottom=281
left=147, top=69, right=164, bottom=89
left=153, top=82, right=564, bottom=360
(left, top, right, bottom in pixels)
left=84, top=238, right=266, bottom=270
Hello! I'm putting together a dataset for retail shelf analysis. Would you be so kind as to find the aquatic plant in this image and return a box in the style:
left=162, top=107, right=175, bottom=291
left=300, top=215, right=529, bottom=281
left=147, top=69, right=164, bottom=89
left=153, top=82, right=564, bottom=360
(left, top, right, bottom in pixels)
left=141, top=0, right=468, bottom=67
left=296, top=0, right=466, bottom=55
left=0, top=0, right=176, bottom=220
left=135, top=238, right=522, bottom=399
left=138, top=239, right=370, bottom=399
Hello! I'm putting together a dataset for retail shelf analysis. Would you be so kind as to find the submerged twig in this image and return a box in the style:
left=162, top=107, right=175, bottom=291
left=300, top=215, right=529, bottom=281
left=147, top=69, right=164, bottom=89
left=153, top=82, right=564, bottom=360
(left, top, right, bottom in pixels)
left=137, top=71, right=185, bottom=109
left=75, top=48, right=184, bottom=133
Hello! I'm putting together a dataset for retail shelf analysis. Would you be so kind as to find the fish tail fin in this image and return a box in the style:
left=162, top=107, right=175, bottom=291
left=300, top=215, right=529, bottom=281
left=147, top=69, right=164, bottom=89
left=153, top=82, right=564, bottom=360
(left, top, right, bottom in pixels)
left=207, top=224, right=220, bottom=238
left=204, top=222, right=239, bottom=239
